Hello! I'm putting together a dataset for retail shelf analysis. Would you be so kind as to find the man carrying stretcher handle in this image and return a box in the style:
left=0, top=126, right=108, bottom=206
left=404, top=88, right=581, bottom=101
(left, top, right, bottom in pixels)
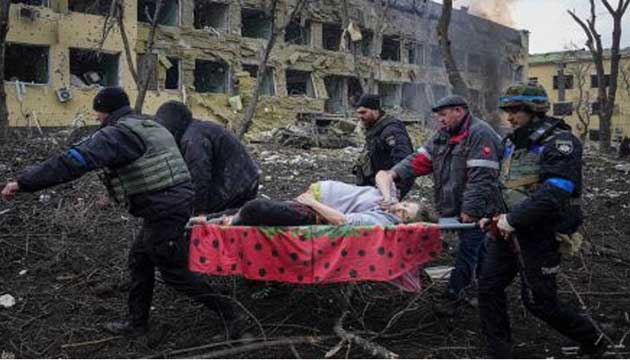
left=375, top=94, right=504, bottom=313
left=212, top=180, right=422, bottom=227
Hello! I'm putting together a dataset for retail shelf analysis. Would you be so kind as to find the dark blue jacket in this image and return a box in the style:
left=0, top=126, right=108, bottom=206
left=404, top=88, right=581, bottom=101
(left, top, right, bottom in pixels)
left=505, top=116, right=583, bottom=234
left=17, top=106, right=194, bottom=220
left=155, top=102, right=260, bottom=214
left=354, top=114, right=415, bottom=199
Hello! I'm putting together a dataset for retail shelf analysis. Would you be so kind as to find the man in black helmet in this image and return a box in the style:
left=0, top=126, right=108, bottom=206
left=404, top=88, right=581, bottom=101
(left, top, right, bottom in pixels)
left=376, top=95, right=504, bottom=310
left=1, top=87, right=240, bottom=339
left=478, top=83, right=606, bottom=358
left=154, top=101, right=260, bottom=216
left=353, top=94, right=415, bottom=199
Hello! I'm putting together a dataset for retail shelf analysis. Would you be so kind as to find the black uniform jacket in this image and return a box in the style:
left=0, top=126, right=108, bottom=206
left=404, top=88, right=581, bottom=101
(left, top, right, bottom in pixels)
left=17, top=106, right=194, bottom=220
left=506, top=116, right=583, bottom=234
left=155, top=102, right=260, bottom=214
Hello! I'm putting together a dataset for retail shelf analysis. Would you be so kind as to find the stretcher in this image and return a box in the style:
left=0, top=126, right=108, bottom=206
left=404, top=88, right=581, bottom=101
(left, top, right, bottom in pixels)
left=187, top=217, right=477, bottom=289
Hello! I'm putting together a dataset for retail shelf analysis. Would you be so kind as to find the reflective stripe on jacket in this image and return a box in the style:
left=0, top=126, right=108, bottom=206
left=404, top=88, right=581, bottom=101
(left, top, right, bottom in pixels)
left=393, top=113, right=503, bottom=218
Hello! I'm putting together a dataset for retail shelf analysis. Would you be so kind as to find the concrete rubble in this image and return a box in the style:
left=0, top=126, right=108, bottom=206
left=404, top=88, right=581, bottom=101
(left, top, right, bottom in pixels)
left=6, top=0, right=527, bottom=140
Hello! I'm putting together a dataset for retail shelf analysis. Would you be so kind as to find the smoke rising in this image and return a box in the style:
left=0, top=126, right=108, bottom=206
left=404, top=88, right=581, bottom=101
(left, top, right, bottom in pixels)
left=467, top=0, right=519, bottom=28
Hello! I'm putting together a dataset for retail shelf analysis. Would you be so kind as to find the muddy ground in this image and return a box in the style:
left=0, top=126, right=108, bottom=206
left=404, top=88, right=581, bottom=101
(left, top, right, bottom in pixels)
left=0, top=129, right=629, bottom=359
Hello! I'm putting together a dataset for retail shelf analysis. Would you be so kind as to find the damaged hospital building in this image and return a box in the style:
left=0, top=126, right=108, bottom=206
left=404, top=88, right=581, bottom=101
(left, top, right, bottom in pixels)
left=4, top=0, right=528, bottom=136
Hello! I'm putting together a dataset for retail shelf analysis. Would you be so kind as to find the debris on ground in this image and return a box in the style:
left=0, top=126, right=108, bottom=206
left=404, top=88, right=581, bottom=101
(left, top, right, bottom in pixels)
left=0, top=294, right=16, bottom=309
left=0, top=131, right=628, bottom=358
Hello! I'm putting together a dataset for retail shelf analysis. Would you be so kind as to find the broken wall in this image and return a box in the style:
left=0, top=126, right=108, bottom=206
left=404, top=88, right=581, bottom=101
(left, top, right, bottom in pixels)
left=4, top=0, right=528, bottom=137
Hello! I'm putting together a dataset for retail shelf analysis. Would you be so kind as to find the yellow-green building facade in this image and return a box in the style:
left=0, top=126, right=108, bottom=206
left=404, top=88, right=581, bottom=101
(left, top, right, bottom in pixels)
left=529, top=48, right=630, bottom=142
left=5, top=0, right=528, bottom=138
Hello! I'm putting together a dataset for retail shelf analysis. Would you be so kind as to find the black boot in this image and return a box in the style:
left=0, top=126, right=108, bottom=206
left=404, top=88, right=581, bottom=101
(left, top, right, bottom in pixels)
left=214, top=312, right=252, bottom=341
left=578, top=336, right=609, bottom=358
left=102, top=320, right=148, bottom=337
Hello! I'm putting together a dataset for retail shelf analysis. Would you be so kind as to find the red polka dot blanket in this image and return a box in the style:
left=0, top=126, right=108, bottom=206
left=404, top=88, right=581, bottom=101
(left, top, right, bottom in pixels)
left=188, top=223, right=442, bottom=286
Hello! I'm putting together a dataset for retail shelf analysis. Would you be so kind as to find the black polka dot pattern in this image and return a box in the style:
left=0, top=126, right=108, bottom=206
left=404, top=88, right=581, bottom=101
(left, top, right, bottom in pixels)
left=188, top=222, right=443, bottom=287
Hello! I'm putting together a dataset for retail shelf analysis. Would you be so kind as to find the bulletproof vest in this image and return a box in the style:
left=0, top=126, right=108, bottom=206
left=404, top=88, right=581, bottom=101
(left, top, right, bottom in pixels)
left=500, top=120, right=560, bottom=210
left=354, top=115, right=398, bottom=185
left=103, top=117, right=191, bottom=204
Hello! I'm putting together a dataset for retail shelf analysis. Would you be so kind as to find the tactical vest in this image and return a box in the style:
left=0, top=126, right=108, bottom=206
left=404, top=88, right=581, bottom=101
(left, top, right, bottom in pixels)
left=501, top=118, right=584, bottom=254
left=500, top=140, right=543, bottom=209
left=103, top=117, right=191, bottom=204
left=500, top=120, right=562, bottom=210
left=354, top=115, right=398, bottom=185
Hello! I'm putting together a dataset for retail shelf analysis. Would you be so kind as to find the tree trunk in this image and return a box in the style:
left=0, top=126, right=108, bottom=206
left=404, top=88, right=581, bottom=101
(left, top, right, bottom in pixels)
left=436, top=0, right=469, bottom=99
left=134, top=0, right=163, bottom=113
left=238, top=0, right=307, bottom=139
left=238, top=32, right=278, bottom=139
left=599, top=0, right=629, bottom=151
left=568, top=0, right=630, bottom=153
left=0, top=1, right=10, bottom=140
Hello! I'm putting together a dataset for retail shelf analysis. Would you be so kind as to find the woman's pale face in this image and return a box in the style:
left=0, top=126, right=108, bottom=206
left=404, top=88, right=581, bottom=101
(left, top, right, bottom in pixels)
left=390, top=202, right=420, bottom=223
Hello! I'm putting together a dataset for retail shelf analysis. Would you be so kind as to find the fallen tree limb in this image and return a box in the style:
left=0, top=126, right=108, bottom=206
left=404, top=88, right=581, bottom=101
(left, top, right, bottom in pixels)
left=333, top=310, right=399, bottom=359
left=558, top=291, right=630, bottom=296
left=193, top=336, right=335, bottom=358
left=590, top=244, right=630, bottom=262
left=61, top=336, right=120, bottom=349
left=324, top=338, right=347, bottom=358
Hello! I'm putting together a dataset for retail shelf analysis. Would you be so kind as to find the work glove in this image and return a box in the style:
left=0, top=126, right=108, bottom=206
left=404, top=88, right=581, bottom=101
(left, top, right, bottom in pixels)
left=1, top=181, right=19, bottom=201
left=496, top=214, right=515, bottom=239
left=480, top=214, right=514, bottom=240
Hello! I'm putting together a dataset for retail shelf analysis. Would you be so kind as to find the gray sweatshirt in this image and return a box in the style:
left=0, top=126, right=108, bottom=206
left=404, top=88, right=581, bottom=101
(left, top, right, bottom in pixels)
left=317, top=180, right=401, bottom=226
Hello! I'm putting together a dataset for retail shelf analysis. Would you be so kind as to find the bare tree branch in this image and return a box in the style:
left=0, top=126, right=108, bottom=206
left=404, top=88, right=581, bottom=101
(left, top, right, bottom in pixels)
left=98, top=0, right=118, bottom=52
left=568, top=0, right=628, bottom=151
left=237, top=0, right=309, bottom=139
left=96, top=0, right=162, bottom=113
left=116, top=4, right=139, bottom=86
left=564, top=50, right=593, bottom=142
left=0, top=0, right=10, bottom=140
left=600, top=0, right=616, bottom=14
left=436, top=1, right=469, bottom=99
left=135, top=0, right=164, bottom=113
left=567, top=10, right=594, bottom=52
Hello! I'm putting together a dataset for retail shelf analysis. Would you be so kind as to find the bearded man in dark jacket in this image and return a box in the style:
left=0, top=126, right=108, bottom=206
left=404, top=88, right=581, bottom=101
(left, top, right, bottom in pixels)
left=353, top=95, right=415, bottom=199
left=155, top=101, right=260, bottom=215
